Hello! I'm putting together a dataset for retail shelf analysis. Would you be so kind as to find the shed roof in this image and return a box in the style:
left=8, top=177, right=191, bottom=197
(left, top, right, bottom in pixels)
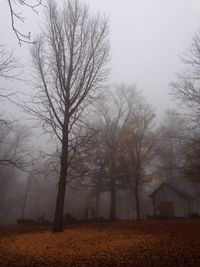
left=149, top=182, right=194, bottom=199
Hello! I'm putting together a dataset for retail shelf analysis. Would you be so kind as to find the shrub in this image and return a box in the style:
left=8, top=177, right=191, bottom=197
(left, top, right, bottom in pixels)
left=17, top=218, right=35, bottom=225
left=64, top=213, right=77, bottom=223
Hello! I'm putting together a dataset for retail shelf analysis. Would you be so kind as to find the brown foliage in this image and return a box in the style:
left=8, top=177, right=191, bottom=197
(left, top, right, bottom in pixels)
left=0, top=220, right=199, bottom=266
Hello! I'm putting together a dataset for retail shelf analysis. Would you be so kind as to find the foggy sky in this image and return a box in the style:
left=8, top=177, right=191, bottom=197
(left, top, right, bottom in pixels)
left=1, top=0, right=200, bottom=119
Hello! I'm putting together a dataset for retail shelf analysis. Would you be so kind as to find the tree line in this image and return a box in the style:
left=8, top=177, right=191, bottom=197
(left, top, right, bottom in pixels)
left=0, top=0, right=200, bottom=231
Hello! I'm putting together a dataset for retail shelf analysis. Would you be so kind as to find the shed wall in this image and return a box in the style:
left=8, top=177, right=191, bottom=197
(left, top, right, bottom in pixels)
left=153, top=186, right=192, bottom=217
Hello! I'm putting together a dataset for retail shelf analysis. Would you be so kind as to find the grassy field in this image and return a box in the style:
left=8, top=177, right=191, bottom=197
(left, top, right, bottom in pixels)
left=0, top=219, right=199, bottom=267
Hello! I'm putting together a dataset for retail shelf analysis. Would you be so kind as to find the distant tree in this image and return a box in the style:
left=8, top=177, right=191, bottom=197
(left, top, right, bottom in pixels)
left=171, top=30, right=200, bottom=184
left=0, top=124, right=32, bottom=223
left=171, top=30, right=200, bottom=128
left=91, top=85, right=156, bottom=220
left=0, top=165, right=17, bottom=223
left=119, top=89, right=156, bottom=220
left=156, top=110, right=186, bottom=184
left=0, top=122, right=32, bottom=171
left=21, top=174, right=31, bottom=219
left=95, top=87, right=132, bottom=220
left=29, top=0, right=109, bottom=232
left=0, top=44, right=18, bottom=102
left=184, top=138, right=200, bottom=182
left=0, top=45, right=32, bottom=171
left=0, top=45, right=18, bottom=78
left=81, top=132, right=107, bottom=219
left=180, top=128, right=200, bottom=183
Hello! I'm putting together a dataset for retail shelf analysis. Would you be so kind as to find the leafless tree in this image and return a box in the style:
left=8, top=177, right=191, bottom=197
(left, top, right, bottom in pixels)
left=170, top=30, right=200, bottom=185
left=7, top=0, right=42, bottom=44
left=156, top=110, right=187, bottom=184
left=171, top=30, right=200, bottom=129
left=0, top=123, right=33, bottom=223
left=94, top=86, right=133, bottom=220
left=119, top=88, right=156, bottom=220
left=0, top=45, right=18, bottom=78
left=29, top=0, right=109, bottom=232
left=0, top=122, right=32, bottom=172
left=0, top=44, right=19, bottom=101
left=91, top=85, right=156, bottom=220
left=85, top=132, right=108, bottom=219
left=0, top=165, right=17, bottom=223
left=0, top=44, right=33, bottom=171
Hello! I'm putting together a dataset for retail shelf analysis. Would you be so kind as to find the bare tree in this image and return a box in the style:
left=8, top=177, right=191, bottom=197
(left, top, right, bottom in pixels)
left=86, top=133, right=108, bottom=219
left=0, top=122, right=33, bottom=223
left=0, top=165, right=17, bottom=223
left=0, top=122, right=32, bottom=172
left=183, top=137, right=200, bottom=182
left=0, top=44, right=33, bottom=171
left=119, top=89, right=156, bottom=220
left=0, top=45, right=18, bottom=78
left=170, top=30, right=200, bottom=184
left=156, top=110, right=187, bottom=184
left=29, top=0, right=109, bottom=232
left=0, top=44, right=19, bottom=102
left=171, top=30, right=200, bottom=128
left=94, top=86, right=134, bottom=220
left=90, top=86, right=156, bottom=220
left=78, top=85, right=156, bottom=220
left=7, top=0, right=42, bottom=44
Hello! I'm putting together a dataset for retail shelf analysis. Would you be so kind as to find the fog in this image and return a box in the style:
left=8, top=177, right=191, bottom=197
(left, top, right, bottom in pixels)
left=2, top=0, right=200, bottom=115
left=0, top=0, right=200, bottom=225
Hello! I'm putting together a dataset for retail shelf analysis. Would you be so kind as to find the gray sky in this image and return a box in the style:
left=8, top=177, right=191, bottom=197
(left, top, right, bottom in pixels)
left=1, top=0, right=200, bottom=118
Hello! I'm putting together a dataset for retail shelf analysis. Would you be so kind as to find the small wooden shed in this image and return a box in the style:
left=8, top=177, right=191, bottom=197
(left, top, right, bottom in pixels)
left=150, top=182, right=194, bottom=217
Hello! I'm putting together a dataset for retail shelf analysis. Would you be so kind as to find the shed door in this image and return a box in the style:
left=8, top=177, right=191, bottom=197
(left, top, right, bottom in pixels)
left=158, top=201, right=174, bottom=217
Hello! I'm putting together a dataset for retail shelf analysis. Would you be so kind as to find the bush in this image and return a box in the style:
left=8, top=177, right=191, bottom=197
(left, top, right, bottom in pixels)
left=35, top=214, right=50, bottom=225
left=146, top=215, right=171, bottom=220
left=189, top=213, right=199, bottom=218
left=64, top=213, right=77, bottom=223
left=98, top=216, right=107, bottom=221
left=17, top=218, right=35, bottom=225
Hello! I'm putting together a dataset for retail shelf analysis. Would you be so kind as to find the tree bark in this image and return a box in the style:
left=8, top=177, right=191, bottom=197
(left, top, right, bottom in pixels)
left=53, top=118, right=69, bottom=232
left=134, top=174, right=141, bottom=220
left=29, top=0, right=109, bottom=233
left=21, top=176, right=30, bottom=219
left=95, top=178, right=101, bottom=219
left=109, top=175, right=117, bottom=220
left=135, top=185, right=140, bottom=220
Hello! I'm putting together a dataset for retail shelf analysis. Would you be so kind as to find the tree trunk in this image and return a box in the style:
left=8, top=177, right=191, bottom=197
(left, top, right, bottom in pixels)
left=95, top=180, right=101, bottom=219
left=109, top=175, right=117, bottom=220
left=53, top=120, right=69, bottom=232
left=21, top=176, right=30, bottom=218
left=126, top=188, right=132, bottom=219
left=135, top=180, right=141, bottom=220
left=152, top=195, right=156, bottom=217
left=168, top=139, right=174, bottom=184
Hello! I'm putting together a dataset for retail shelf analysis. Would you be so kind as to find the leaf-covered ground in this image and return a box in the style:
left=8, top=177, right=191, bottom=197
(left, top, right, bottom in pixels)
left=0, top=220, right=199, bottom=267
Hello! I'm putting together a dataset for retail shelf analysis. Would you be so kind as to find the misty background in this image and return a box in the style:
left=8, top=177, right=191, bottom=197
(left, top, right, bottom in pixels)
left=1, top=0, right=200, bottom=116
left=1, top=0, right=200, bottom=224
